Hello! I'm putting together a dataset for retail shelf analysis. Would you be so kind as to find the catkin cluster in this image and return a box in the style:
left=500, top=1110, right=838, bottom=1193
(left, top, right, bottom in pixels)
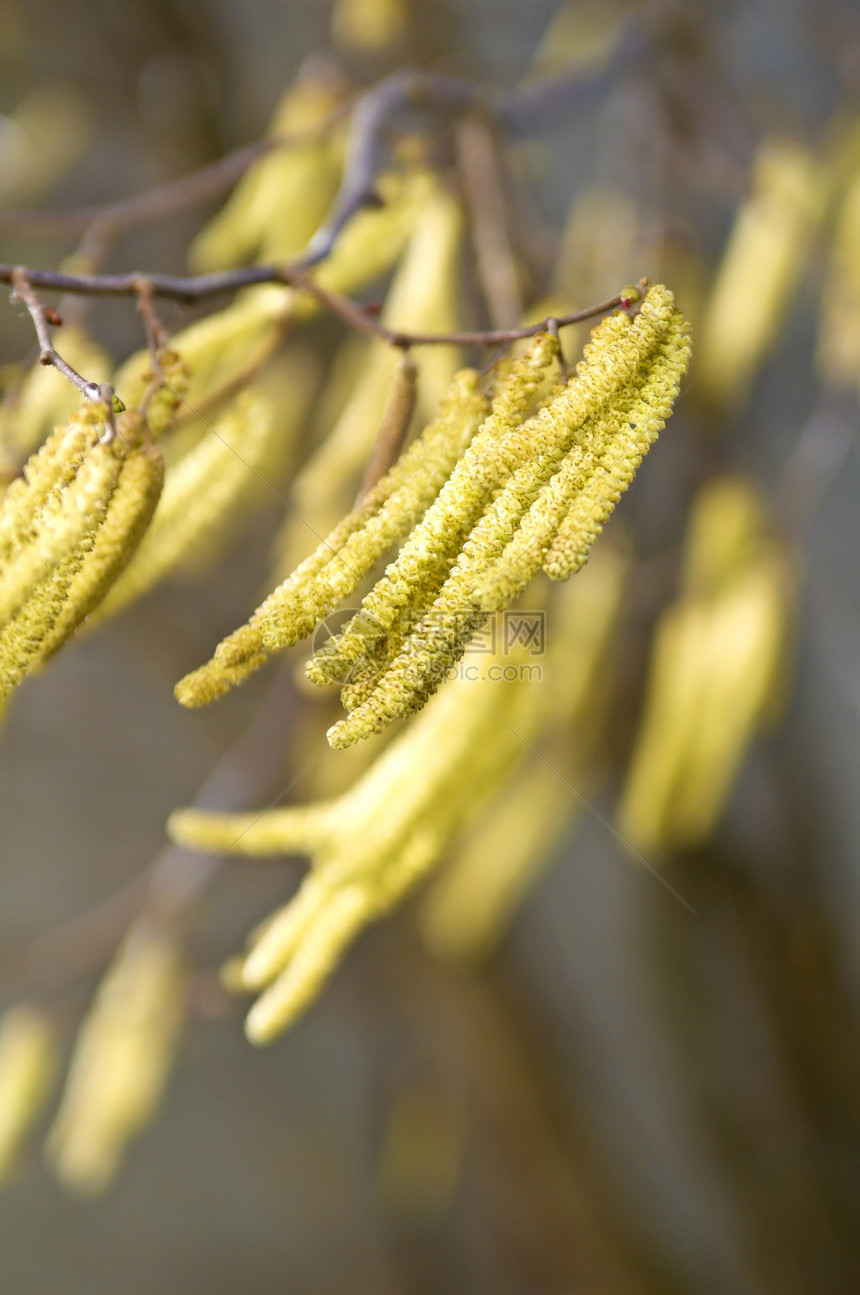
left=177, top=284, right=691, bottom=747
left=169, top=545, right=627, bottom=1043
left=0, top=402, right=164, bottom=700
left=171, top=636, right=547, bottom=1043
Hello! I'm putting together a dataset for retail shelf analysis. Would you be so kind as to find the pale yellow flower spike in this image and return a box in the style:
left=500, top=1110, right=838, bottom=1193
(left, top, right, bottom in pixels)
left=0, top=437, right=122, bottom=626
left=45, top=920, right=185, bottom=1195
left=167, top=800, right=333, bottom=857
left=697, top=139, right=824, bottom=409
left=542, top=308, right=691, bottom=581
left=617, top=475, right=790, bottom=852
left=0, top=407, right=166, bottom=697
left=39, top=437, right=165, bottom=660
left=174, top=370, right=487, bottom=707
left=273, top=182, right=464, bottom=575
left=0, top=416, right=91, bottom=564
left=306, top=332, right=561, bottom=690
left=0, top=1005, right=57, bottom=1184
left=325, top=288, right=680, bottom=747
left=255, top=371, right=487, bottom=652
left=169, top=641, right=545, bottom=1042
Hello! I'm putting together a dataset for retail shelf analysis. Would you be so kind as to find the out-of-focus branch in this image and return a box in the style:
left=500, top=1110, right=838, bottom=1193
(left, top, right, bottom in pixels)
left=298, top=70, right=479, bottom=266
left=456, top=114, right=523, bottom=330
left=0, top=129, right=339, bottom=243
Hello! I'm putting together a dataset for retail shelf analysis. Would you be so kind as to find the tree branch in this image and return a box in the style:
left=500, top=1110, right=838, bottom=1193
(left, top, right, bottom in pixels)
left=9, top=270, right=119, bottom=436
left=4, top=262, right=646, bottom=353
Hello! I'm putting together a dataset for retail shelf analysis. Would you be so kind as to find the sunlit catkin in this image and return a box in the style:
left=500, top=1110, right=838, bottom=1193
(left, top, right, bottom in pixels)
left=0, top=405, right=165, bottom=698
left=272, top=181, right=464, bottom=575
left=325, top=287, right=685, bottom=748
left=174, top=369, right=488, bottom=706
left=305, top=331, right=561, bottom=691
left=0, top=1005, right=57, bottom=1184
left=0, top=327, right=110, bottom=468
left=45, top=921, right=185, bottom=1195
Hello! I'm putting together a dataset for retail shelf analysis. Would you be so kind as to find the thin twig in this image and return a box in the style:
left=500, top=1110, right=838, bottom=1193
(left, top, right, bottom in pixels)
left=134, top=278, right=171, bottom=416
left=0, top=108, right=352, bottom=243
left=3, top=262, right=645, bottom=351
left=9, top=269, right=118, bottom=437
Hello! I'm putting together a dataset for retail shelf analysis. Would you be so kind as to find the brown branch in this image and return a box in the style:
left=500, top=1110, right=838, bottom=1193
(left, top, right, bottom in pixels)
left=9, top=269, right=119, bottom=437
left=4, top=261, right=647, bottom=353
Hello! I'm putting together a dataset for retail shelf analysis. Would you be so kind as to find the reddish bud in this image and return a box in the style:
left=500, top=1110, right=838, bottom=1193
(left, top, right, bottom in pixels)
left=44, top=307, right=64, bottom=327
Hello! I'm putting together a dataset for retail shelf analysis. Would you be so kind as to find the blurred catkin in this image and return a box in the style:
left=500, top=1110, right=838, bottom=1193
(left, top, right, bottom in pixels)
left=617, top=476, right=791, bottom=852
left=697, top=139, right=825, bottom=409
left=0, top=1006, right=57, bottom=1184
left=45, top=921, right=185, bottom=1194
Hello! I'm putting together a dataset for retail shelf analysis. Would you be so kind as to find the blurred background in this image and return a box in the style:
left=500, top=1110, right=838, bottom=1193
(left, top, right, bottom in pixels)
left=1, top=1, right=859, bottom=1292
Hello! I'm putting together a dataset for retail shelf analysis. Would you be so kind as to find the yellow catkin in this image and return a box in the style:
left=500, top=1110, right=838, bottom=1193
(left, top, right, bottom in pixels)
left=170, top=640, right=547, bottom=1042
left=542, top=309, right=691, bottom=580
left=257, top=371, right=486, bottom=648
left=45, top=921, right=185, bottom=1195
left=305, top=332, right=562, bottom=690
left=325, top=288, right=682, bottom=747
left=273, top=182, right=464, bottom=575
left=0, top=407, right=165, bottom=696
left=0, top=416, right=91, bottom=564
left=0, top=437, right=122, bottom=627
left=697, top=139, right=824, bottom=408
left=174, top=370, right=488, bottom=706
left=134, top=349, right=190, bottom=440
left=0, top=1005, right=57, bottom=1183
left=39, top=438, right=165, bottom=659
left=331, top=0, right=408, bottom=53
left=617, top=476, right=790, bottom=852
